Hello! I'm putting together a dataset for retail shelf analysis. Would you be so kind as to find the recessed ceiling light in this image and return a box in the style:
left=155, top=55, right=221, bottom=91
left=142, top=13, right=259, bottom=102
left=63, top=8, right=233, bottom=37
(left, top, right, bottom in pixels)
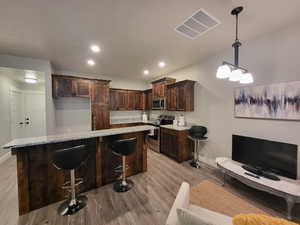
left=24, top=73, right=37, bottom=83
left=25, top=78, right=37, bottom=84
left=87, top=59, right=95, bottom=66
left=159, top=61, right=166, bottom=68
left=144, top=70, right=149, bottom=75
left=90, top=45, right=100, bottom=53
left=25, top=73, right=36, bottom=79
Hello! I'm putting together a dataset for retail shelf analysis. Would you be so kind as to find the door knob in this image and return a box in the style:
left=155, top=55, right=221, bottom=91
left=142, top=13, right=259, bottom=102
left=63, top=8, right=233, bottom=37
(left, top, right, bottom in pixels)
left=25, top=122, right=30, bottom=125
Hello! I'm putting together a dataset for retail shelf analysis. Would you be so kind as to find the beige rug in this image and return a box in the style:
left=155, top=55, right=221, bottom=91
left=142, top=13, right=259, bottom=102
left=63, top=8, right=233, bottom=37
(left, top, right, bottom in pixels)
left=190, top=180, right=268, bottom=217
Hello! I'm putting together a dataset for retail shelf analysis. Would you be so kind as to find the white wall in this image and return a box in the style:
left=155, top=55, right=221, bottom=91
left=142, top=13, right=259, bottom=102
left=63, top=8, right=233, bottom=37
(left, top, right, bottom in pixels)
left=0, top=55, right=54, bottom=135
left=0, top=75, right=21, bottom=157
left=155, top=22, right=300, bottom=169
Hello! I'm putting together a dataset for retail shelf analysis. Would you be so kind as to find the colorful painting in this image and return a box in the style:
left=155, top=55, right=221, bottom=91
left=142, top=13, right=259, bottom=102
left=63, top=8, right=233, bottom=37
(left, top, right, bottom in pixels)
left=234, top=81, right=300, bottom=120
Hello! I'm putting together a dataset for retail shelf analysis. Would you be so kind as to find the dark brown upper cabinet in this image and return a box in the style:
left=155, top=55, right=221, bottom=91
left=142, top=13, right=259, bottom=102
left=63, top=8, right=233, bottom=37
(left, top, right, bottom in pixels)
left=52, top=75, right=74, bottom=98
left=151, top=77, right=176, bottom=99
left=110, top=89, right=145, bottom=111
left=166, top=80, right=196, bottom=112
left=52, top=75, right=92, bottom=98
left=144, top=89, right=152, bottom=110
left=73, top=79, right=91, bottom=98
left=110, top=89, right=128, bottom=111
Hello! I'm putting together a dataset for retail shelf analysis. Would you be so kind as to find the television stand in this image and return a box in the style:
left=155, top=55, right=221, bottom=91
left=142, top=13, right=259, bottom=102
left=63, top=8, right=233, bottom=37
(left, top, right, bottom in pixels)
left=242, top=165, right=280, bottom=181
left=216, top=157, right=300, bottom=221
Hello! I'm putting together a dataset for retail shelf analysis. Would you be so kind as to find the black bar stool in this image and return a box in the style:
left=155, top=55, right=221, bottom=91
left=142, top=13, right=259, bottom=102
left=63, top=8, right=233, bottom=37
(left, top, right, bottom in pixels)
left=189, top=126, right=208, bottom=168
left=53, top=145, right=90, bottom=216
left=111, top=137, right=137, bottom=192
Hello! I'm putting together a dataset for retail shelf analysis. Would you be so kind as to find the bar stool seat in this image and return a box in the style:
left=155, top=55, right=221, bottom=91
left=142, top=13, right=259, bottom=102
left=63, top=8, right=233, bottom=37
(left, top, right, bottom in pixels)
left=53, top=145, right=90, bottom=216
left=111, top=137, right=137, bottom=192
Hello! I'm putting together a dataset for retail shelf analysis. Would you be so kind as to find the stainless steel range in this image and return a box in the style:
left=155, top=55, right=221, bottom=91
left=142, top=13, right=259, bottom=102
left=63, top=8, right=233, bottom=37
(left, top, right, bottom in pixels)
left=147, top=115, right=174, bottom=153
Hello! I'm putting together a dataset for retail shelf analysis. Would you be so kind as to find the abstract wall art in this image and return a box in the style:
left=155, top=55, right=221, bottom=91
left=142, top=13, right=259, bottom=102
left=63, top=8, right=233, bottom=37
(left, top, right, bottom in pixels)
left=234, top=81, right=300, bottom=120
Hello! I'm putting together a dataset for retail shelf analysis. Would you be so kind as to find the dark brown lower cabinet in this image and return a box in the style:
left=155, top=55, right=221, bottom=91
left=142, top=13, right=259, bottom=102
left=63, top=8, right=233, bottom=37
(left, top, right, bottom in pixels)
left=160, top=127, right=192, bottom=163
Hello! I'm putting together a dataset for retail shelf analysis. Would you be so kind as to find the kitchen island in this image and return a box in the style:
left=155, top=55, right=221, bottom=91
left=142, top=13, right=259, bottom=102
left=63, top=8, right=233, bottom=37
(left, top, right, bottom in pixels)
left=3, top=125, right=153, bottom=215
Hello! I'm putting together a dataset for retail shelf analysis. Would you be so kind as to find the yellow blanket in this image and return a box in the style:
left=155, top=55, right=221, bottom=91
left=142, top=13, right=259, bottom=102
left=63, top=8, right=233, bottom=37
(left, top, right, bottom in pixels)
left=233, top=213, right=299, bottom=225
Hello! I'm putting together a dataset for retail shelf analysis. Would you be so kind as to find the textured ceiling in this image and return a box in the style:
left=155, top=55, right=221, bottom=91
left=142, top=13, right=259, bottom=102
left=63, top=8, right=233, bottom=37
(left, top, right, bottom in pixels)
left=1, top=0, right=300, bottom=80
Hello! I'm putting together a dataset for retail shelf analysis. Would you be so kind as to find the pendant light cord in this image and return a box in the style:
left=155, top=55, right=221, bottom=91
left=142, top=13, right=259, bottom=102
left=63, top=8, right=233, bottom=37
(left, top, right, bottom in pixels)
left=235, top=14, right=239, bottom=41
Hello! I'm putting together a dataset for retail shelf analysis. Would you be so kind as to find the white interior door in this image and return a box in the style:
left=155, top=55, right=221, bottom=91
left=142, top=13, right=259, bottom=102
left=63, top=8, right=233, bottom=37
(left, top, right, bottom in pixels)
left=23, top=92, right=46, bottom=138
left=10, top=90, right=25, bottom=139
left=10, top=90, right=46, bottom=139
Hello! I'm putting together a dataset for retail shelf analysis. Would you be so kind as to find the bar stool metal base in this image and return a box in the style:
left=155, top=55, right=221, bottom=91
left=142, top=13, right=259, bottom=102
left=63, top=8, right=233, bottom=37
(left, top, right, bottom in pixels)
left=58, top=195, right=88, bottom=216
left=113, top=179, right=134, bottom=192
left=190, top=160, right=201, bottom=168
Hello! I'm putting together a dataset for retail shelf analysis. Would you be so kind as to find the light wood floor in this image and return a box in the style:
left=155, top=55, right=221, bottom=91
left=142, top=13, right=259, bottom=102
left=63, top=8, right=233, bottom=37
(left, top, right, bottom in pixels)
left=1, top=150, right=300, bottom=225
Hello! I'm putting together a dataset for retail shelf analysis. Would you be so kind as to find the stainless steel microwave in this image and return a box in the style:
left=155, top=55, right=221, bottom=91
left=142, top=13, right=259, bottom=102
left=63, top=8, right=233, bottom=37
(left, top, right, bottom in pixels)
left=152, top=98, right=166, bottom=110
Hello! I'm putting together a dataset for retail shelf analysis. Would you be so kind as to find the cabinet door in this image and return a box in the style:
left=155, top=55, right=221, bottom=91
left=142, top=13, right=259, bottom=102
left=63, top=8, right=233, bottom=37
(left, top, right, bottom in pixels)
left=135, top=92, right=144, bottom=110
left=91, top=81, right=110, bottom=130
left=109, top=89, right=118, bottom=110
left=176, top=85, right=185, bottom=111
left=159, top=82, right=166, bottom=97
left=118, top=90, right=128, bottom=110
left=152, top=84, right=158, bottom=98
left=145, top=91, right=152, bottom=110
left=160, top=129, right=178, bottom=160
left=91, top=81, right=109, bottom=105
left=167, top=133, right=178, bottom=160
left=92, top=105, right=110, bottom=130
left=167, top=86, right=177, bottom=111
left=52, top=76, right=73, bottom=98
left=110, top=89, right=128, bottom=110
left=127, top=91, right=136, bottom=110
left=73, top=79, right=90, bottom=98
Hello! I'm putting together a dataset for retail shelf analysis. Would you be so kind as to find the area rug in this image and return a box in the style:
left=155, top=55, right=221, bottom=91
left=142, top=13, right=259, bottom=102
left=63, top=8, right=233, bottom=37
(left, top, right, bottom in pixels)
left=190, top=180, right=268, bottom=217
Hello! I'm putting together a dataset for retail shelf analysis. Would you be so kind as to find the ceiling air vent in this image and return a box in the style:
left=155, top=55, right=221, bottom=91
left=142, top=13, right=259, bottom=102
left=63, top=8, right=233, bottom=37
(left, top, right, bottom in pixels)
left=175, top=9, right=220, bottom=40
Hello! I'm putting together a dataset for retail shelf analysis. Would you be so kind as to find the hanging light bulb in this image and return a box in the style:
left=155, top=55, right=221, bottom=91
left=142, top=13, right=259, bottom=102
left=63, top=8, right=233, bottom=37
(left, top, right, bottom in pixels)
left=216, top=64, right=231, bottom=79
left=240, top=73, right=253, bottom=84
left=229, top=69, right=243, bottom=82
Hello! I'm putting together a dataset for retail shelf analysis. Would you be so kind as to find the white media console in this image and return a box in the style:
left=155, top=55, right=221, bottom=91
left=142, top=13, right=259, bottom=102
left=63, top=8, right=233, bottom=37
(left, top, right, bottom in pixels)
left=216, top=157, right=300, bottom=220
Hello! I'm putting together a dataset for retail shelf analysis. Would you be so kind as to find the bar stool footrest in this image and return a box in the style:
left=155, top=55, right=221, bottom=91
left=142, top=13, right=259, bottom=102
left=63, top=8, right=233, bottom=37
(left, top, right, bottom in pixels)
left=113, top=179, right=134, bottom=192
left=58, top=195, right=88, bottom=216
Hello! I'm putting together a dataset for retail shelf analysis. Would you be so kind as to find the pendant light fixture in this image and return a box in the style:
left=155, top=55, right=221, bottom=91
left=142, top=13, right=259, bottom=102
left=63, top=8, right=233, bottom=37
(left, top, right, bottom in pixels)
left=216, top=6, right=253, bottom=84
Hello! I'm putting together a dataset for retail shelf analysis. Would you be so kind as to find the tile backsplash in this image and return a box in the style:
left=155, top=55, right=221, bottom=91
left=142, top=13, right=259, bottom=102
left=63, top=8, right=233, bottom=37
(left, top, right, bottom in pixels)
left=110, top=111, right=144, bottom=124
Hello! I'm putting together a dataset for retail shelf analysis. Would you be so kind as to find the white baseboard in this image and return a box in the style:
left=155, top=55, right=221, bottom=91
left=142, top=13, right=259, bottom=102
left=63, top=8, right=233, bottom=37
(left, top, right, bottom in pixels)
left=0, top=151, right=11, bottom=164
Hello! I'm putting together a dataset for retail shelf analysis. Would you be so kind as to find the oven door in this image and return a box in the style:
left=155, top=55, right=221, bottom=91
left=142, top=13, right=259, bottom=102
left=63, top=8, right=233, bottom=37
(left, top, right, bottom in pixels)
left=147, top=126, right=160, bottom=152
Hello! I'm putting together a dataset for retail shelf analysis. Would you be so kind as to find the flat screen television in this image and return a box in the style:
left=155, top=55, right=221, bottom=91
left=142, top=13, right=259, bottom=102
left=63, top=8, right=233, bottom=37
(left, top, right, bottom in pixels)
left=232, top=135, right=298, bottom=179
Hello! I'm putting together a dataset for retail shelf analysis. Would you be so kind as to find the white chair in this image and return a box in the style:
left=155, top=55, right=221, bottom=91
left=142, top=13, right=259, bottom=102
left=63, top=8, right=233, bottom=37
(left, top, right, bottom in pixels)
left=165, top=182, right=233, bottom=225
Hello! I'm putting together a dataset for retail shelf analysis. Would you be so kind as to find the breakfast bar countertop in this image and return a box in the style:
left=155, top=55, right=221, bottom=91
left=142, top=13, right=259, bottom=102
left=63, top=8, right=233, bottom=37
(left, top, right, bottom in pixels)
left=160, top=124, right=191, bottom=131
left=3, top=125, right=154, bottom=149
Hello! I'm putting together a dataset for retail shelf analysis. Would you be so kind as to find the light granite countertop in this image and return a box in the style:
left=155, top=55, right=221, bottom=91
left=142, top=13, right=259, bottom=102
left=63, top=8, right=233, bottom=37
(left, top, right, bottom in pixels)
left=160, top=124, right=191, bottom=131
left=3, top=125, right=155, bottom=149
